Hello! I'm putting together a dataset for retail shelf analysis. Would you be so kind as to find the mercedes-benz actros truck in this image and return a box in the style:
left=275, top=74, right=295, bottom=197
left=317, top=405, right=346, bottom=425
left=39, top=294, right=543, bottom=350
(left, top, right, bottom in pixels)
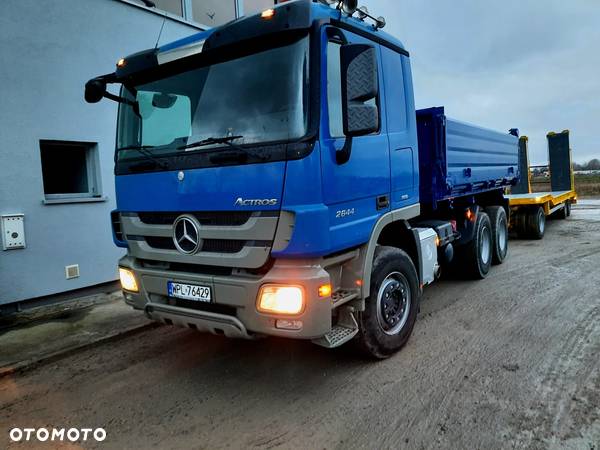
left=85, top=0, right=519, bottom=358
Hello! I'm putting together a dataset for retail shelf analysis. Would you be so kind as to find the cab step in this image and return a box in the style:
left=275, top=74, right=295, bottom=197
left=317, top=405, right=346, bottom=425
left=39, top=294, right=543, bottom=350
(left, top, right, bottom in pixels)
left=331, top=289, right=360, bottom=306
left=312, top=308, right=358, bottom=349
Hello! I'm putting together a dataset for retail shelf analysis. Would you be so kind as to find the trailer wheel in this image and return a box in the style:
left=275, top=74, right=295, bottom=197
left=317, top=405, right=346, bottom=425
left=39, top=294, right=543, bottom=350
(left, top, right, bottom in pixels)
left=357, top=247, right=419, bottom=359
left=514, top=211, right=528, bottom=239
left=462, top=211, right=493, bottom=279
left=527, top=206, right=546, bottom=239
left=485, top=206, right=508, bottom=265
left=557, top=201, right=571, bottom=219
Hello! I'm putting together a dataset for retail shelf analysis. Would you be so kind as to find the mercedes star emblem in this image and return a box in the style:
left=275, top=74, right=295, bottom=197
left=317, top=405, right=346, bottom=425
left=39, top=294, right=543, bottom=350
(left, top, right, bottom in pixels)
left=173, top=215, right=201, bottom=254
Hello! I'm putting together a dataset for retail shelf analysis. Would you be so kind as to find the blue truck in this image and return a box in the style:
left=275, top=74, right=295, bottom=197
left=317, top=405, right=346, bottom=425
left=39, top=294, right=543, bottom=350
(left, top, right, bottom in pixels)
left=85, top=0, right=519, bottom=358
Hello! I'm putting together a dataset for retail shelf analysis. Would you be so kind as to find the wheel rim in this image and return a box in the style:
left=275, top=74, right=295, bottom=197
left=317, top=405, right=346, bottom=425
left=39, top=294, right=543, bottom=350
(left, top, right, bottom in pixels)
left=480, top=225, right=492, bottom=265
left=498, top=219, right=508, bottom=253
left=538, top=210, right=546, bottom=234
left=376, top=272, right=411, bottom=336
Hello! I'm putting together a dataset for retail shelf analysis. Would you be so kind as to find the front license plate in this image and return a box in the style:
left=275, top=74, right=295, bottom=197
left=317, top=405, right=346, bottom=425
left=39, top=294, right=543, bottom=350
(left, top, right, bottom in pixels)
left=167, top=282, right=212, bottom=302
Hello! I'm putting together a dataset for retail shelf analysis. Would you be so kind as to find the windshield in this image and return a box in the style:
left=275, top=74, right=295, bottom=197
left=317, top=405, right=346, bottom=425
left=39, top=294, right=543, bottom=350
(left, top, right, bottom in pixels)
left=116, top=35, right=310, bottom=161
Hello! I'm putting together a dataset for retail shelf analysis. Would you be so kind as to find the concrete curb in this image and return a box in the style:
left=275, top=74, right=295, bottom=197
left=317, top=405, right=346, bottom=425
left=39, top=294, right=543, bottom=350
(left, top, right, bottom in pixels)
left=0, top=321, right=159, bottom=379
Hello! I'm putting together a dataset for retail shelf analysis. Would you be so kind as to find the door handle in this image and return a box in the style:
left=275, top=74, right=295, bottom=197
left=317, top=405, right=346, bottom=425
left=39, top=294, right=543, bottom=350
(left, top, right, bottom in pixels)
left=377, top=195, right=390, bottom=210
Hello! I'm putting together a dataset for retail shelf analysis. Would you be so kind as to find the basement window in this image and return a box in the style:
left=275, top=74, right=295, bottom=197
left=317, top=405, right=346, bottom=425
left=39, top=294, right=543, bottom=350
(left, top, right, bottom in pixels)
left=40, top=140, right=103, bottom=203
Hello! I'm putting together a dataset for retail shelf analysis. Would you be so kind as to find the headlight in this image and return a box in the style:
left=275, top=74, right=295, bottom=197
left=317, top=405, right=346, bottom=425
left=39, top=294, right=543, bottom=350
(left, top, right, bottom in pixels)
left=257, top=285, right=304, bottom=315
left=119, top=268, right=139, bottom=293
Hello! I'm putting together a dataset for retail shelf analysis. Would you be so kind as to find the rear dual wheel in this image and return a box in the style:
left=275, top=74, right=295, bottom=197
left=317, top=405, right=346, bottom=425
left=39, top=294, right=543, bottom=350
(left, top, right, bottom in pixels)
left=462, top=211, right=493, bottom=279
left=486, top=206, right=509, bottom=265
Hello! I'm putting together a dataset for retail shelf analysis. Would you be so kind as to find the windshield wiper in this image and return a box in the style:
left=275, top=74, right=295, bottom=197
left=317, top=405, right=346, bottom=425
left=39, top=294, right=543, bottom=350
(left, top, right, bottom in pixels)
left=116, top=145, right=169, bottom=169
left=116, top=145, right=156, bottom=152
left=177, top=135, right=244, bottom=151
left=178, top=136, right=270, bottom=162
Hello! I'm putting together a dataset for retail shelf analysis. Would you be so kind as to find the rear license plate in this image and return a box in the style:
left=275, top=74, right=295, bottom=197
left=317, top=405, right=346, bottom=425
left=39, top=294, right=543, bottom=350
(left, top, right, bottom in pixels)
left=167, top=282, right=212, bottom=302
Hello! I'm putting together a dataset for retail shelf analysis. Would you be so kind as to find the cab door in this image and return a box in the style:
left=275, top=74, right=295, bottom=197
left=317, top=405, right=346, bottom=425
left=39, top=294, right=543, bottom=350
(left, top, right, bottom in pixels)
left=320, top=26, right=391, bottom=252
left=381, top=46, right=419, bottom=209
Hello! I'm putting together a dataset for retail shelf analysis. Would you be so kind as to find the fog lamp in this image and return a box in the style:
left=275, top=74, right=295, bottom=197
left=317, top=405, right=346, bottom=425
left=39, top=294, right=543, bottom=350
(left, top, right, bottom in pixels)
left=257, top=285, right=304, bottom=315
left=119, top=268, right=139, bottom=293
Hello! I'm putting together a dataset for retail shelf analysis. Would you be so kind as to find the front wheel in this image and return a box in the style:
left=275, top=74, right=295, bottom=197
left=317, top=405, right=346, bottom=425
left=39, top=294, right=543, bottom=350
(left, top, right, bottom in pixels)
left=357, top=247, right=420, bottom=359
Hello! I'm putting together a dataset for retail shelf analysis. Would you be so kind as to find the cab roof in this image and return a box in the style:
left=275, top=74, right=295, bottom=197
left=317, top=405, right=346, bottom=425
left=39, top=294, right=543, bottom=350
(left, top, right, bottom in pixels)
left=156, top=0, right=408, bottom=57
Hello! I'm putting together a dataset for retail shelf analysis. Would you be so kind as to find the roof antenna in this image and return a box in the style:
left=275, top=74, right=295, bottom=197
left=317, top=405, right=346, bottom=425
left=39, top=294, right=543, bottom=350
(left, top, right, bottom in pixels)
left=137, top=1, right=167, bottom=49
left=154, top=12, right=168, bottom=49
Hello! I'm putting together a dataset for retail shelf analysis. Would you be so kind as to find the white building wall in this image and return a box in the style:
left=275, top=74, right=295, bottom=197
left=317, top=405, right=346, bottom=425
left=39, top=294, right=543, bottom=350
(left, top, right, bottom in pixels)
left=0, top=0, right=206, bottom=305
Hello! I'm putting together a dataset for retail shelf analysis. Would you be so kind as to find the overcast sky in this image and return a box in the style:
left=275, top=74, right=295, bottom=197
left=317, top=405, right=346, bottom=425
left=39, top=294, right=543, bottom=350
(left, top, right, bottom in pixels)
left=369, top=0, right=600, bottom=164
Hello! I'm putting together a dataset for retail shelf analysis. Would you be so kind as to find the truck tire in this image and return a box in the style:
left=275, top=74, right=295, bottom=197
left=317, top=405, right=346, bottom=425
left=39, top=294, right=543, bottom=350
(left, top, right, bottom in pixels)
left=557, top=201, right=570, bottom=219
left=357, top=247, right=419, bottom=359
left=514, top=211, right=528, bottom=239
left=485, top=206, right=508, bottom=265
left=462, top=211, right=493, bottom=279
left=527, top=206, right=546, bottom=239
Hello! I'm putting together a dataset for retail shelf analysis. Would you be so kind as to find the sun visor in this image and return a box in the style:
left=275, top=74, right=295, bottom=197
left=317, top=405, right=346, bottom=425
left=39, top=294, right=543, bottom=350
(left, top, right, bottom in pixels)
left=202, top=0, right=313, bottom=52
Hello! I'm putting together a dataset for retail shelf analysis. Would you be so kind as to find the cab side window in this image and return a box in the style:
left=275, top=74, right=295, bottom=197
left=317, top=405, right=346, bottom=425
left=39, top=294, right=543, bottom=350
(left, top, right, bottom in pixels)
left=327, top=41, right=344, bottom=138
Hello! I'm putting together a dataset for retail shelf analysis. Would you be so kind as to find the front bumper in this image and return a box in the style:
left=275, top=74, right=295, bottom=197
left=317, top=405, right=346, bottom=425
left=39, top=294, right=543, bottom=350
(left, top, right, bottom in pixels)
left=120, top=256, right=333, bottom=339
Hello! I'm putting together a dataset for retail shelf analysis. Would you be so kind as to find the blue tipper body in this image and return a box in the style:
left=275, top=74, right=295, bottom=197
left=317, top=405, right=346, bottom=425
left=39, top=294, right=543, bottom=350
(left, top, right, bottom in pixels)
left=416, top=107, right=519, bottom=211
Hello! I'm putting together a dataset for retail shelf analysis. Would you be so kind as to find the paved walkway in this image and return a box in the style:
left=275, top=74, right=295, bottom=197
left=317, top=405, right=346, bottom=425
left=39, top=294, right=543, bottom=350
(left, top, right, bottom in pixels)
left=0, top=291, right=151, bottom=376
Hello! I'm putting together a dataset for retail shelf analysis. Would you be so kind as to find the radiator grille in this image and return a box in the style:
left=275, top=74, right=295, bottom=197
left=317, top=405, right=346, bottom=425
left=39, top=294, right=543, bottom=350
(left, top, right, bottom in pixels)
left=121, top=210, right=280, bottom=269
left=144, top=236, right=249, bottom=254
left=137, top=211, right=254, bottom=226
left=111, top=211, right=124, bottom=242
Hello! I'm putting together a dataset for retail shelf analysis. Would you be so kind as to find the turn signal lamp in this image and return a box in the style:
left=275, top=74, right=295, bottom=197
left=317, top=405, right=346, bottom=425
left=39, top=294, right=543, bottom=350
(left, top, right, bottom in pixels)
left=258, top=285, right=304, bottom=315
left=119, top=268, right=138, bottom=292
left=261, top=8, right=276, bottom=19
left=318, top=284, right=332, bottom=298
left=465, top=209, right=474, bottom=221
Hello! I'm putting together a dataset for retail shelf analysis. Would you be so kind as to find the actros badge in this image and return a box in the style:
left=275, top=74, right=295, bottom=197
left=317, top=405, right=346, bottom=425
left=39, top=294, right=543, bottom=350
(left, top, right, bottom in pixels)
left=234, top=198, right=278, bottom=207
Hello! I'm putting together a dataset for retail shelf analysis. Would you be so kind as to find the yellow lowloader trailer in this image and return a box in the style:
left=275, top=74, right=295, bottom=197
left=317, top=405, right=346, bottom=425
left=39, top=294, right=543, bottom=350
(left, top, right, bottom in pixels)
left=505, top=130, right=577, bottom=240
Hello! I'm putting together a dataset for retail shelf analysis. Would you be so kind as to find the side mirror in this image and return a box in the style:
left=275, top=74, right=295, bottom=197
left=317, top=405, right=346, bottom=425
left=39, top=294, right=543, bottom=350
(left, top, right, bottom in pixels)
left=84, top=79, right=107, bottom=104
left=152, top=93, right=178, bottom=109
left=341, top=44, right=379, bottom=137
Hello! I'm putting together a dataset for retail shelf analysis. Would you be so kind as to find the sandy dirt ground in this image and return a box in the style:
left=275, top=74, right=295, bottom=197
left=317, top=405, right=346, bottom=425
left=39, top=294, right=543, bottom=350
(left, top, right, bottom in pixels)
left=1, top=201, right=599, bottom=449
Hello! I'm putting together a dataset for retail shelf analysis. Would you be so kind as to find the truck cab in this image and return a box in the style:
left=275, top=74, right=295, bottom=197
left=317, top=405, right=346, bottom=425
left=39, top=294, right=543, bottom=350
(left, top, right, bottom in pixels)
left=86, top=0, right=517, bottom=358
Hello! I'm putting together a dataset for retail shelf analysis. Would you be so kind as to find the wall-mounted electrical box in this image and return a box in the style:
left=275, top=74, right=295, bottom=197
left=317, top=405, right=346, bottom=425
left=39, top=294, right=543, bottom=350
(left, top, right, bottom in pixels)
left=65, top=264, right=80, bottom=279
left=2, top=214, right=26, bottom=250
